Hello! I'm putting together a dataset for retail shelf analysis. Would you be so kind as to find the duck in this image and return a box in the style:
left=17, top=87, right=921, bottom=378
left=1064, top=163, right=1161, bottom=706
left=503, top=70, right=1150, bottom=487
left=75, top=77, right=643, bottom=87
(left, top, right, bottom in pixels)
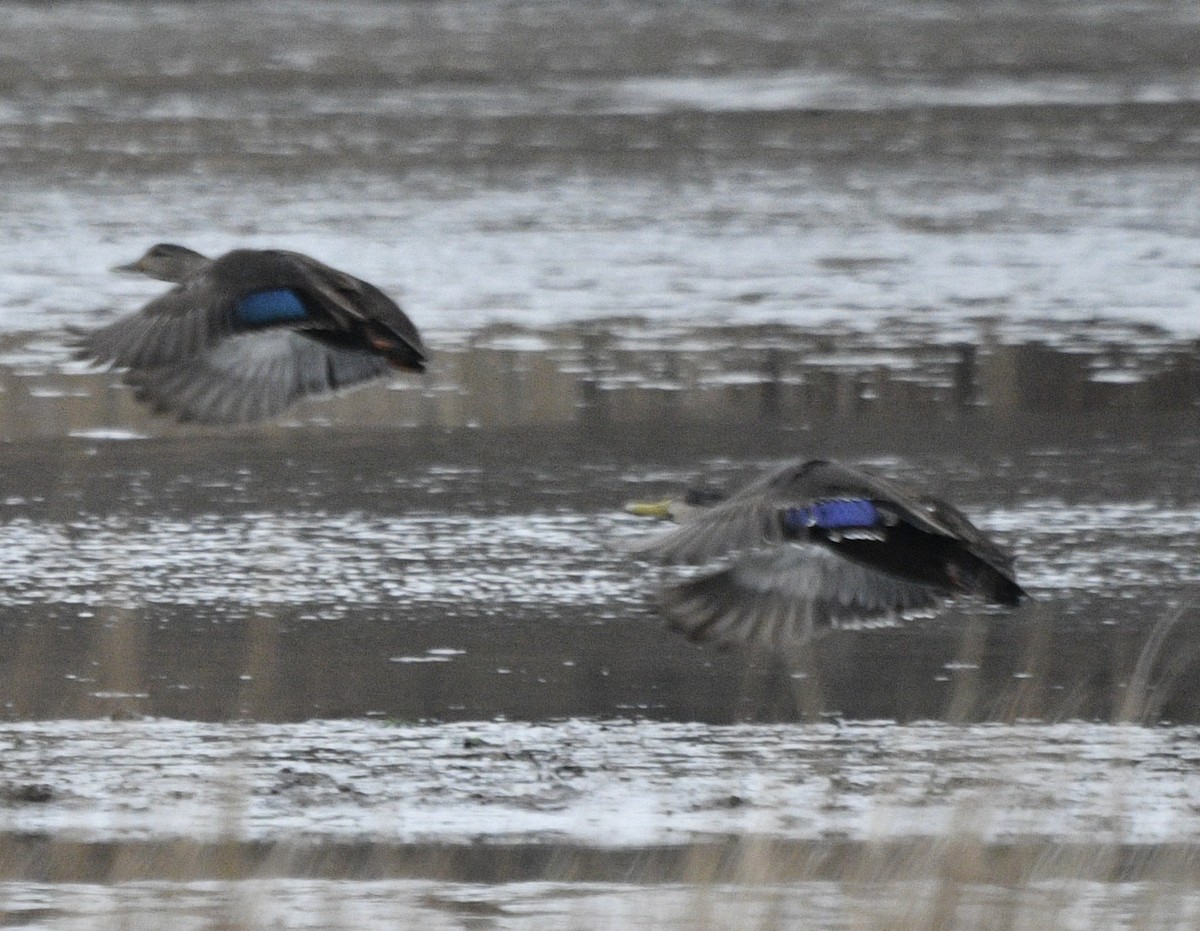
left=70, top=243, right=427, bottom=424
left=624, top=458, right=1026, bottom=651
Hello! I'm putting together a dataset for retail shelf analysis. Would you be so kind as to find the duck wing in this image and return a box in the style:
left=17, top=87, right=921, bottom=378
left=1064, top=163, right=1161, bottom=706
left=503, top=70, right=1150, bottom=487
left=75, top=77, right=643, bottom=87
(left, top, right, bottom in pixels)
left=122, top=332, right=392, bottom=424
left=68, top=273, right=243, bottom=371
left=266, top=251, right=426, bottom=369
left=71, top=249, right=426, bottom=373
left=796, top=460, right=984, bottom=539
left=661, top=545, right=943, bottom=649
left=911, top=494, right=1018, bottom=575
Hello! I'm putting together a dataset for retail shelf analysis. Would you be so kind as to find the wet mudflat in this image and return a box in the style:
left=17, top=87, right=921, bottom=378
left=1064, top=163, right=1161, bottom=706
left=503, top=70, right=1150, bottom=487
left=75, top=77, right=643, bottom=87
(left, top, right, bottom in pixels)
left=4, top=718, right=1200, bottom=847
left=1, top=718, right=1200, bottom=928
left=4, top=0, right=1200, bottom=927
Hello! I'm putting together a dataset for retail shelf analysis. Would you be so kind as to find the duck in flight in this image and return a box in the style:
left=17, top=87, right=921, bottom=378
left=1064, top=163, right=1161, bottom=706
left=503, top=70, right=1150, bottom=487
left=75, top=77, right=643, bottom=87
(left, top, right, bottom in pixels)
left=624, top=459, right=1026, bottom=651
left=70, top=243, right=427, bottom=424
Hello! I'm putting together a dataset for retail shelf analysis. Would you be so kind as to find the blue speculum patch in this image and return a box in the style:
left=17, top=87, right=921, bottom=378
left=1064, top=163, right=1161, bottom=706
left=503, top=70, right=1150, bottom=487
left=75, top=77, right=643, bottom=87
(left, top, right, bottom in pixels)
left=236, top=289, right=308, bottom=325
left=784, top=499, right=880, bottom=531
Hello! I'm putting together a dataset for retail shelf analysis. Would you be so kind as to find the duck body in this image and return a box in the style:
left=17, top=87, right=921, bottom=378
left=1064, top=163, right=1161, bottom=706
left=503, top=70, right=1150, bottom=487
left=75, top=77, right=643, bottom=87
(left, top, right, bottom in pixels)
left=71, top=244, right=427, bottom=424
left=625, top=458, right=1026, bottom=650
left=777, top=460, right=1025, bottom=606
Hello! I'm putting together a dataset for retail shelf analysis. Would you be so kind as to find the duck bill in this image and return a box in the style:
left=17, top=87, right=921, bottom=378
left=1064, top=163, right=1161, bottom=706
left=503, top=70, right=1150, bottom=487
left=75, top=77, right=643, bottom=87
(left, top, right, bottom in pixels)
left=624, top=499, right=675, bottom=519
left=110, top=260, right=146, bottom=275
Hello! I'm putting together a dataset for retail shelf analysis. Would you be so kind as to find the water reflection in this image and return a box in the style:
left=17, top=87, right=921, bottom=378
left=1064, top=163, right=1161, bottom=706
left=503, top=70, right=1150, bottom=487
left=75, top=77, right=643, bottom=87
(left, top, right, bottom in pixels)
left=8, top=326, right=1200, bottom=440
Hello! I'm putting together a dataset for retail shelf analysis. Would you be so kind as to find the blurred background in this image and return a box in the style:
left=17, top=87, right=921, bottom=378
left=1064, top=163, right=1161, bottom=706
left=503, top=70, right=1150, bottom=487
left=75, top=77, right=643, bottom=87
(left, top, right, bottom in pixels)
left=1, top=1, right=1200, bottom=927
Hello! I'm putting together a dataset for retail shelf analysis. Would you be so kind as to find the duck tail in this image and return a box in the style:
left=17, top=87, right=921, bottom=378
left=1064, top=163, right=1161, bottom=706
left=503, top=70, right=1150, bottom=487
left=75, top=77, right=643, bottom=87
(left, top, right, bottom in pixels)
left=365, top=323, right=427, bottom=373
left=989, top=573, right=1027, bottom=608
left=947, top=550, right=1027, bottom=607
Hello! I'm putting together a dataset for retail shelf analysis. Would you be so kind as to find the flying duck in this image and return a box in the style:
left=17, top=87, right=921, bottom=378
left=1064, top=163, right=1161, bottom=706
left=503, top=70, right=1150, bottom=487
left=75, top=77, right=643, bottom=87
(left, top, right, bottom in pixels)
left=70, top=243, right=427, bottom=424
left=624, top=459, right=1026, bottom=650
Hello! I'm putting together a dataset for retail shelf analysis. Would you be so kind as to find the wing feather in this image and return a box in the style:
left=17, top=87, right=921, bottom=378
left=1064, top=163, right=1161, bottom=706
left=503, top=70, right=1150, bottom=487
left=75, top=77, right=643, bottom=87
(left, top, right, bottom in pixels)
left=662, top=546, right=943, bottom=649
left=68, top=278, right=238, bottom=370
left=123, top=333, right=391, bottom=424
left=270, top=251, right=426, bottom=359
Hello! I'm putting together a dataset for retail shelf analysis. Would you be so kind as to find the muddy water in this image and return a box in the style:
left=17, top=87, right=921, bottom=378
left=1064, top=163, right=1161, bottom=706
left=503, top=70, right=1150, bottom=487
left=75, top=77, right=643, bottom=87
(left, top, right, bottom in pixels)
left=3, top=0, right=1200, bottom=925
left=1, top=418, right=1199, bottom=725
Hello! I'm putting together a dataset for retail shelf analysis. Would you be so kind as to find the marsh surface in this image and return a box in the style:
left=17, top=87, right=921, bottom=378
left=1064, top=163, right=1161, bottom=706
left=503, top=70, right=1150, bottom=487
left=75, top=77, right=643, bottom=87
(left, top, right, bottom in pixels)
left=2, top=0, right=1199, bottom=927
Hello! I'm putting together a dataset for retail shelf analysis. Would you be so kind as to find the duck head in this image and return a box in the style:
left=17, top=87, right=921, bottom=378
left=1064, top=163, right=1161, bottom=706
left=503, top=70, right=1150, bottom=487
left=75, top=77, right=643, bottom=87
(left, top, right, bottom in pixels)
left=624, top=485, right=727, bottom=522
left=113, top=243, right=210, bottom=283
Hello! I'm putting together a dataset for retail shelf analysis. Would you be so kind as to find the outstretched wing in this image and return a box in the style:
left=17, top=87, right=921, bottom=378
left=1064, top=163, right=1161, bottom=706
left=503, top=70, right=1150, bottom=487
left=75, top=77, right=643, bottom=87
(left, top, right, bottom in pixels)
left=67, top=276, right=245, bottom=371
left=123, top=333, right=392, bottom=424
left=800, top=461, right=1022, bottom=587
left=798, top=460, right=1006, bottom=543
left=661, top=545, right=942, bottom=649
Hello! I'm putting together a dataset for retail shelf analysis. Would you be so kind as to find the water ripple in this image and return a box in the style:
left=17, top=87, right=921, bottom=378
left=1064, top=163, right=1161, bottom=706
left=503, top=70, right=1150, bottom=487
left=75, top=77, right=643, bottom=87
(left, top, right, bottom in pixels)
left=0, top=512, right=639, bottom=610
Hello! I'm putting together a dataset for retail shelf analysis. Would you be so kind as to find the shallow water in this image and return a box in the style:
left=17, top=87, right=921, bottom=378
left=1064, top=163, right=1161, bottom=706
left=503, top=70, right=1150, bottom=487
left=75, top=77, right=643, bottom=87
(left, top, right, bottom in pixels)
left=9, top=876, right=1200, bottom=931
left=3, top=0, right=1200, bottom=366
left=0, top=428, right=1197, bottom=727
